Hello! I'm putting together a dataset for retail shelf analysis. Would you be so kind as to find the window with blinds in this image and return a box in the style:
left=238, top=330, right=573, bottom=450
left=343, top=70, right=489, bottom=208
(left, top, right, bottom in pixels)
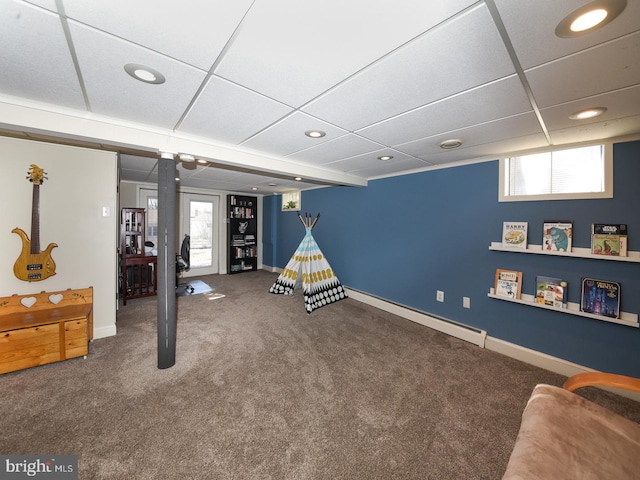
left=499, top=144, right=613, bottom=201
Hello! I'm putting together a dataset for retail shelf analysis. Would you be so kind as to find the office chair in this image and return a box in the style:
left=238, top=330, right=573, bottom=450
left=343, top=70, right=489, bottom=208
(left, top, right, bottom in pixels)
left=176, top=234, right=195, bottom=294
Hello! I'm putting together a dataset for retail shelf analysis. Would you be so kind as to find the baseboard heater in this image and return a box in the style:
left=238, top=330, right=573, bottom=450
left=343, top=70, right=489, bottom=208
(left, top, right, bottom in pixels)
left=345, top=287, right=487, bottom=348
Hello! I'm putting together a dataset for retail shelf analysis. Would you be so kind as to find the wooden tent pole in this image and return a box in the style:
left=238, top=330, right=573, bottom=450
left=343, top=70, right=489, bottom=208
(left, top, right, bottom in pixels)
left=310, top=213, right=320, bottom=230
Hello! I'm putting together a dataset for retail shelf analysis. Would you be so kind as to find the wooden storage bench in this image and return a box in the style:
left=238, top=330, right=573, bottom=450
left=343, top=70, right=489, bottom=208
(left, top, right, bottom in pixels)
left=0, top=287, right=93, bottom=374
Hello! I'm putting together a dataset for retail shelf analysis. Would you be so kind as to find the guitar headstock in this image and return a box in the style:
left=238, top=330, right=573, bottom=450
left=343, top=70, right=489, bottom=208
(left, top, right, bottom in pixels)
left=26, top=164, right=47, bottom=185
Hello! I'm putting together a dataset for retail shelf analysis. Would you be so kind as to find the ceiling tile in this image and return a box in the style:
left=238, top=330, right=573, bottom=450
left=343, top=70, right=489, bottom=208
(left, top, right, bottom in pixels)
left=0, top=1, right=85, bottom=109
left=62, top=0, right=254, bottom=70
left=526, top=33, right=640, bottom=109
left=395, top=112, right=544, bottom=160
left=325, top=149, right=428, bottom=176
left=214, top=0, right=479, bottom=107
left=69, top=21, right=208, bottom=129
left=178, top=76, right=293, bottom=144
left=494, top=0, right=640, bottom=69
left=548, top=114, right=640, bottom=146
left=302, top=4, right=516, bottom=131
left=357, top=75, right=531, bottom=146
left=120, top=168, right=155, bottom=183
left=541, top=85, right=640, bottom=133
left=241, top=111, right=347, bottom=156
left=120, top=154, right=157, bottom=172
left=288, top=134, right=383, bottom=165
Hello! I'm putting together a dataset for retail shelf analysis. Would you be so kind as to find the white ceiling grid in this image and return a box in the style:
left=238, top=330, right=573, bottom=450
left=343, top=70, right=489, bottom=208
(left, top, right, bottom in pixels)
left=0, top=0, right=638, bottom=193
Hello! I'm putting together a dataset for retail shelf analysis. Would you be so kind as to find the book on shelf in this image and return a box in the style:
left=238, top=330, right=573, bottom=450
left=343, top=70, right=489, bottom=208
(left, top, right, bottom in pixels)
left=592, top=223, right=627, bottom=235
left=591, top=223, right=628, bottom=256
left=494, top=269, right=523, bottom=299
left=542, top=221, right=572, bottom=252
left=502, top=222, right=528, bottom=250
left=535, top=276, right=567, bottom=308
left=580, top=278, right=620, bottom=319
left=591, top=234, right=627, bottom=256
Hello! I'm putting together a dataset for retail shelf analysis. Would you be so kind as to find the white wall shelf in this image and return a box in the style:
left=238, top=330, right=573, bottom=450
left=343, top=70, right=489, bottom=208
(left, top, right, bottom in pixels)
left=488, top=291, right=639, bottom=328
left=489, top=242, right=640, bottom=263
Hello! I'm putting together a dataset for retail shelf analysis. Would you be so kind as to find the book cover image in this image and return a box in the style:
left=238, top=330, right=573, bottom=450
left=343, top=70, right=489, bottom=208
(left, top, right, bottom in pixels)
left=542, top=221, right=572, bottom=252
left=591, top=234, right=626, bottom=256
left=494, top=269, right=523, bottom=299
left=502, top=222, right=528, bottom=250
left=580, top=278, right=620, bottom=319
left=535, top=276, right=567, bottom=308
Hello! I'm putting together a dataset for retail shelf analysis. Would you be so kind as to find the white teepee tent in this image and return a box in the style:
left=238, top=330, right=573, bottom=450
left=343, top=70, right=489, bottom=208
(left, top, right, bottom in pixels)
left=269, top=213, right=347, bottom=313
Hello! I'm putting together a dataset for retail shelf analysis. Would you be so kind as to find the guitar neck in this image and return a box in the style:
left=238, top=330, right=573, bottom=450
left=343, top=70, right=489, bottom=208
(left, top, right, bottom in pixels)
left=31, top=184, right=40, bottom=254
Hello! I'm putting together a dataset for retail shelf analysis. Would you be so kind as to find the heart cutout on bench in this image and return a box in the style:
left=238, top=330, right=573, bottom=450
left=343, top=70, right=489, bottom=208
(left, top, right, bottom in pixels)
left=49, top=294, right=64, bottom=305
left=21, top=297, right=37, bottom=308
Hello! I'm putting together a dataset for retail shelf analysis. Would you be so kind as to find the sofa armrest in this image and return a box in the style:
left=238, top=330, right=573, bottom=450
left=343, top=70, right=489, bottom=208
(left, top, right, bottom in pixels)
left=563, top=372, right=640, bottom=393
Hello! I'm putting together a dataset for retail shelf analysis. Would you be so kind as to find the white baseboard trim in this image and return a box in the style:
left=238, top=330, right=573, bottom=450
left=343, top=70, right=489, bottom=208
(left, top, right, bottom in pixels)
left=345, top=287, right=487, bottom=348
left=262, top=265, right=281, bottom=273
left=485, top=337, right=640, bottom=402
left=484, top=336, right=589, bottom=378
left=345, top=286, right=640, bottom=403
left=93, top=324, right=117, bottom=340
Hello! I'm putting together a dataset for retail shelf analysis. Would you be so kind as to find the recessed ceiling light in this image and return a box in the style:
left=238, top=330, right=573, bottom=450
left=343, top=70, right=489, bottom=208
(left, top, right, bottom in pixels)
left=305, top=130, right=326, bottom=138
left=555, top=0, right=626, bottom=38
left=377, top=155, right=394, bottom=161
left=569, top=107, right=607, bottom=120
left=268, top=183, right=278, bottom=187
left=440, top=138, right=463, bottom=149
left=295, top=177, right=303, bottom=181
left=124, top=63, right=166, bottom=84
left=251, top=187, right=259, bottom=191
left=179, top=153, right=195, bottom=163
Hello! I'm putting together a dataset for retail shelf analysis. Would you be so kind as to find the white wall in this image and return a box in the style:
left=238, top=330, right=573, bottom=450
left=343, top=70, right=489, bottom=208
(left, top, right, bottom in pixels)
left=0, top=137, right=118, bottom=339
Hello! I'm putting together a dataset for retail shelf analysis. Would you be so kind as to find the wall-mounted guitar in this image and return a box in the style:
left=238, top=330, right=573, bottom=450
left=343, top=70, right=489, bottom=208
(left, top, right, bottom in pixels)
left=12, top=164, right=57, bottom=281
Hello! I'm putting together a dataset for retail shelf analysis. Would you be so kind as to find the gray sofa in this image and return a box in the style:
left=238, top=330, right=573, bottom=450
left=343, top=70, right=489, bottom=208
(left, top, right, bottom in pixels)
left=503, top=372, right=640, bottom=480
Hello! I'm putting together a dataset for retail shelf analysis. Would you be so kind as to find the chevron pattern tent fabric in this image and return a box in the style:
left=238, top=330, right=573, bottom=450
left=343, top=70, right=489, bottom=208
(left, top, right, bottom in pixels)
left=269, top=215, right=347, bottom=313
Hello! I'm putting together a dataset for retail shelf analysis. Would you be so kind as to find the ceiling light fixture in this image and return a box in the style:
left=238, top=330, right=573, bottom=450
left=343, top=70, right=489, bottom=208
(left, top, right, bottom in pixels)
left=305, top=130, right=326, bottom=138
left=569, top=107, right=607, bottom=120
left=251, top=187, right=259, bottom=191
left=124, top=63, right=166, bottom=84
left=440, top=138, right=463, bottom=149
left=555, top=0, right=626, bottom=38
left=295, top=177, right=303, bottom=181
left=179, top=153, right=196, bottom=163
left=377, top=155, right=394, bottom=161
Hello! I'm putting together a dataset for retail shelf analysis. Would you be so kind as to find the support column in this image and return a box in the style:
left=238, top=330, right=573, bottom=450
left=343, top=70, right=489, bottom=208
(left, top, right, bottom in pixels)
left=157, top=152, right=177, bottom=369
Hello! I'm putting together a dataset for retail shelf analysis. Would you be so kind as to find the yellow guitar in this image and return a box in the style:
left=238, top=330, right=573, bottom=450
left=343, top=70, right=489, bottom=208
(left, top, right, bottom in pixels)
left=12, top=164, right=57, bottom=281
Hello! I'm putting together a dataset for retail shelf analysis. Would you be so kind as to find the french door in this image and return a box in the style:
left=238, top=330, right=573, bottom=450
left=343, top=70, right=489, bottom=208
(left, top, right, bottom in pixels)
left=140, top=189, right=219, bottom=277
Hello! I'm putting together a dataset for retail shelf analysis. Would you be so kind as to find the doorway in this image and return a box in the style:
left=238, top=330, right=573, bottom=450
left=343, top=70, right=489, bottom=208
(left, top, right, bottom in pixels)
left=140, top=188, right=219, bottom=276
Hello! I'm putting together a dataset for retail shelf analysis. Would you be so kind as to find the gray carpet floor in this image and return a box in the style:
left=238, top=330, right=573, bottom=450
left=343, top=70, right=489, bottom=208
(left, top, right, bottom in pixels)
left=1, top=270, right=638, bottom=479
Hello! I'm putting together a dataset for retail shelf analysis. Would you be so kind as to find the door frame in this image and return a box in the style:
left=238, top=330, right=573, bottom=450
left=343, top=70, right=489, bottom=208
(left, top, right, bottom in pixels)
left=138, top=186, right=227, bottom=277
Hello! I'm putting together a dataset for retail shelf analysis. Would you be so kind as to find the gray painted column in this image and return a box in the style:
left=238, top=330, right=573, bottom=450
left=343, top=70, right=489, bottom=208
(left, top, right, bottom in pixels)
left=157, top=152, right=177, bottom=369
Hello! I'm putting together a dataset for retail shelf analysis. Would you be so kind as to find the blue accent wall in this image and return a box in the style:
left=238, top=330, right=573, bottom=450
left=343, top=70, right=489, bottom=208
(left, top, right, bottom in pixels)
left=265, top=140, right=640, bottom=376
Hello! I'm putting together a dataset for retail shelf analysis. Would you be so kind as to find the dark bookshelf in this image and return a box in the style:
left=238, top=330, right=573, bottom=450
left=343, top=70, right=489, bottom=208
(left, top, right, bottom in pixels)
left=227, top=195, right=257, bottom=273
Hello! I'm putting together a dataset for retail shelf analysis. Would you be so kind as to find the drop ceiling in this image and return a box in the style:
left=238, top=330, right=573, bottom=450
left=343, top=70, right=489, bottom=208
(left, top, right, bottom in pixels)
left=1, top=0, right=639, bottom=194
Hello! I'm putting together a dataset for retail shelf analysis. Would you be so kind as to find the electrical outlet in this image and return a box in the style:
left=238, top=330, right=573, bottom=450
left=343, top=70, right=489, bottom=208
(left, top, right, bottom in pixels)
left=436, top=290, right=444, bottom=302
left=463, top=296, right=471, bottom=309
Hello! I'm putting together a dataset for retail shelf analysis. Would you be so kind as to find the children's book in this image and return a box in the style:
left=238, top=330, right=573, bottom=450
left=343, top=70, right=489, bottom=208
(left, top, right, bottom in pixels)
left=580, top=278, right=620, bottom=319
left=542, top=221, right=572, bottom=252
left=535, top=276, right=567, bottom=308
left=502, top=222, right=528, bottom=250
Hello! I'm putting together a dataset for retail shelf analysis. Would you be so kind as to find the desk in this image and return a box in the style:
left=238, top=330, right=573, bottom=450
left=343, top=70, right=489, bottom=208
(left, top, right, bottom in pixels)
left=122, top=254, right=157, bottom=305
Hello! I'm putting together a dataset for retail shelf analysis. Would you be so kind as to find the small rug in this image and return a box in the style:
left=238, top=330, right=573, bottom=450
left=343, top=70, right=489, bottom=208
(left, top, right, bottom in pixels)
left=176, top=279, right=214, bottom=297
